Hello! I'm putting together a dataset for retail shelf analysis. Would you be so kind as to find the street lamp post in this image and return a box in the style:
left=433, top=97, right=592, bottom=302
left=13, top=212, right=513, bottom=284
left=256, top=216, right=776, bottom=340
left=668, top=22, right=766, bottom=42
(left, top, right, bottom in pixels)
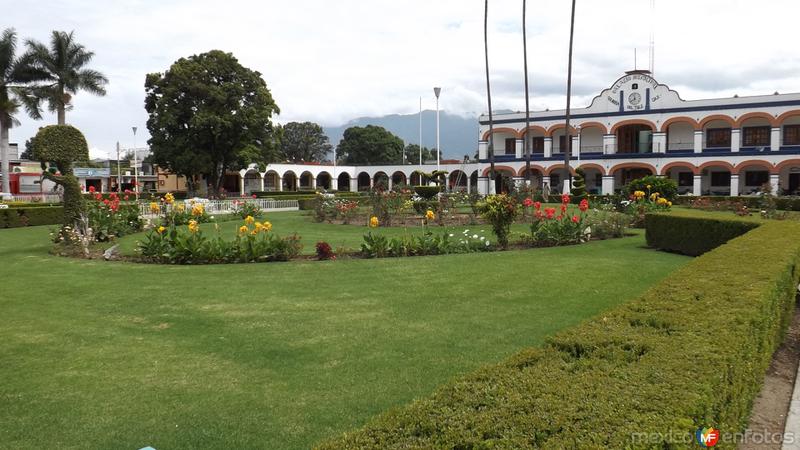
left=132, top=126, right=139, bottom=201
left=434, top=87, right=442, bottom=171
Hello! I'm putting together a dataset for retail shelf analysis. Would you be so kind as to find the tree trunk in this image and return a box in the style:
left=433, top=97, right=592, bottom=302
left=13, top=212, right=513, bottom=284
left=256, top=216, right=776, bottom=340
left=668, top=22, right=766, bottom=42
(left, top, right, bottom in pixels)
left=1, top=124, right=9, bottom=194
left=57, top=106, right=65, bottom=125
left=42, top=167, right=86, bottom=229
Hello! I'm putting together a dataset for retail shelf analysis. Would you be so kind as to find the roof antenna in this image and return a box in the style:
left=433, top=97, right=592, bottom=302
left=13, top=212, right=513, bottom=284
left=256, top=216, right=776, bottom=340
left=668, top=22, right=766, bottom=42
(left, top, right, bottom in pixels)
left=649, top=0, right=656, bottom=75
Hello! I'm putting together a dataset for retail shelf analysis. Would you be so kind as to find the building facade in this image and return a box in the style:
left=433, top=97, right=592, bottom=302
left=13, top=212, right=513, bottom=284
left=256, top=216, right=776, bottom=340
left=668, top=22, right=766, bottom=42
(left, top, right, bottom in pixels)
left=228, top=70, right=800, bottom=198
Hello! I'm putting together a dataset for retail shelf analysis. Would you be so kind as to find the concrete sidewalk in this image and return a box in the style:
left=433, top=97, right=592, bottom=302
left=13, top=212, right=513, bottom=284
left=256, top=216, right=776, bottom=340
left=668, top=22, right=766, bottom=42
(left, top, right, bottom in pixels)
left=784, top=337, right=800, bottom=450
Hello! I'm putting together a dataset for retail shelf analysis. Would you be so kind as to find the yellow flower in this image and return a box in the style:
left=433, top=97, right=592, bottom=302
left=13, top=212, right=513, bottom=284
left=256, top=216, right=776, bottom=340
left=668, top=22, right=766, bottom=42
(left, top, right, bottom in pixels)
left=646, top=184, right=652, bottom=190
left=164, top=192, right=175, bottom=204
left=149, top=202, right=160, bottom=213
left=239, top=225, right=249, bottom=235
left=188, top=220, right=199, bottom=234
left=649, top=193, right=658, bottom=202
left=250, top=229, right=258, bottom=236
left=157, top=226, right=166, bottom=234
left=426, top=210, right=435, bottom=221
left=657, top=197, right=668, bottom=205
left=191, top=203, right=204, bottom=217
left=262, top=221, right=272, bottom=233
left=175, top=203, right=186, bottom=213
left=245, top=215, right=255, bottom=225
left=254, top=222, right=264, bottom=232
left=633, top=190, right=646, bottom=200
left=369, top=216, right=379, bottom=228
left=667, top=201, right=673, bottom=207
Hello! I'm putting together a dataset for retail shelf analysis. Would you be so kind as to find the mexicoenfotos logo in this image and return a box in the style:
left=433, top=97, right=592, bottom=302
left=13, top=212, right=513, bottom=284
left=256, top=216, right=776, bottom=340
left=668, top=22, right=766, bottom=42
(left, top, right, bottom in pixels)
left=696, top=427, right=720, bottom=447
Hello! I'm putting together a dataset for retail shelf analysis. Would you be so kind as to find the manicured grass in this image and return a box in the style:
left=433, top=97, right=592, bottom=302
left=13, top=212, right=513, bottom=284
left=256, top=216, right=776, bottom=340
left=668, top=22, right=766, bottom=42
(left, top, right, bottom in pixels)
left=0, top=216, right=689, bottom=449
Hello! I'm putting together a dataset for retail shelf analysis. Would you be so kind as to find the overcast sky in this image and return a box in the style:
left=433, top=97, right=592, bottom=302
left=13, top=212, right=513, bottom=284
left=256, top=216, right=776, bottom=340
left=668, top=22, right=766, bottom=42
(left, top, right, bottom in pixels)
left=7, top=0, right=800, bottom=158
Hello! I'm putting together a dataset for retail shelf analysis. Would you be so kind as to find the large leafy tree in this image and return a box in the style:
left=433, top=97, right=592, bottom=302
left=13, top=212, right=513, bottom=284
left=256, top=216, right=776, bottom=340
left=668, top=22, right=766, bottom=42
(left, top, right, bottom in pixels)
left=23, top=30, right=108, bottom=125
left=403, top=144, right=435, bottom=164
left=337, top=125, right=404, bottom=165
left=0, top=28, right=41, bottom=193
left=145, top=50, right=280, bottom=196
left=279, top=121, right=332, bottom=163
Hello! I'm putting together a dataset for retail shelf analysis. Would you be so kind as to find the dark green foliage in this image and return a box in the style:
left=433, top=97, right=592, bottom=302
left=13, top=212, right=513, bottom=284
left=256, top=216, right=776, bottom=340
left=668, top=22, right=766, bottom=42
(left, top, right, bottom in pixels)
left=145, top=50, right=280, bottom=196
left=33, top=125, right=88, bottom=228
left=32, top=124, right=88, bottom=165
left=0, top=206, right=63, bottom=228
left=318, top=220, right=800, bottom=449
left=626, top=175, right=678, bottom=201
left=403, top=144, right=435, bottom=163
left=673, top=195, right=800, bottom=212
left=279, top=121, right=332, bottom=163
left=645, top=213, right=759, bottom=256
left=570, top=167, right=587, bottom=203
left=412, top=186, right=440, bottom=199
left=337, top=125, right=404, bottom=165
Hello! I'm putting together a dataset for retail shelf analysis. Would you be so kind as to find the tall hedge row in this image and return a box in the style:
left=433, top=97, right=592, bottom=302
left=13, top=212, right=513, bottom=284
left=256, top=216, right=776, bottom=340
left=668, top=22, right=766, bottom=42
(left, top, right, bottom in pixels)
left=317, top=219, right=800, bottom=449
left=645, top=213, right=760, bottom=256
left=0, top=207, right=64, bottom=228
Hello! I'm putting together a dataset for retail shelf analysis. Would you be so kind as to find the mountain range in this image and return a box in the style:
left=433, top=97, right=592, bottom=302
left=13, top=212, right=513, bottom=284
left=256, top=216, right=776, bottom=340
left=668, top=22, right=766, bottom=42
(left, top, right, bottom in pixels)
left=324, top=110, right=479, bottom=160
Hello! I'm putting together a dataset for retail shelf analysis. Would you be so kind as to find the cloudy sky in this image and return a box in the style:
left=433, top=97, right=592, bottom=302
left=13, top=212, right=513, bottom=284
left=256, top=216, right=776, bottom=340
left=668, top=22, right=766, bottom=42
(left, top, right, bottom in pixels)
left=7, top=0, right=800, bottom=158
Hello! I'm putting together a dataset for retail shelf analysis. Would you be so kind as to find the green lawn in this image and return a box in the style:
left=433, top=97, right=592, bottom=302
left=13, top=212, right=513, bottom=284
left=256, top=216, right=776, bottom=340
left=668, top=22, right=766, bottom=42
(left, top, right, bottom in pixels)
left=1, top=215, right=690, bottom=449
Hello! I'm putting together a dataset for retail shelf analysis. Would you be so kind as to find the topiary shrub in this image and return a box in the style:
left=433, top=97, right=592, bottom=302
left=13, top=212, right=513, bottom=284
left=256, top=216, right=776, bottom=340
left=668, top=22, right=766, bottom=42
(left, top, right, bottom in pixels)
left=413, top=186, right=440, bottom=200
left=33, top=125, right=89, bottom=230
left=625, top=175, right=678, bottom=201
left=570, top=167, right=587, bottom=204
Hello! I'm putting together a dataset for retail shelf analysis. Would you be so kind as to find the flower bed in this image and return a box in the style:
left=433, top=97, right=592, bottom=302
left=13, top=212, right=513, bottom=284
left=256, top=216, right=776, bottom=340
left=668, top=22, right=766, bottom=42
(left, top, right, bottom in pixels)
left=316, top=219, right=800, bottom=449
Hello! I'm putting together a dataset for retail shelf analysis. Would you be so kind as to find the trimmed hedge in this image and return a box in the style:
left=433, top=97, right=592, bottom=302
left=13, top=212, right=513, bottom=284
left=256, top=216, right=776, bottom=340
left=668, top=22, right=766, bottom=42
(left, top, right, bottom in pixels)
left=251, top=190, right=365, bottom=199
left=645, top=213, right=760, bottom=256
left=673, top=195, right=800, bottom=211
left=317, top=220, right=800, bottom=449
left=0, top=206, right=64, bottom=228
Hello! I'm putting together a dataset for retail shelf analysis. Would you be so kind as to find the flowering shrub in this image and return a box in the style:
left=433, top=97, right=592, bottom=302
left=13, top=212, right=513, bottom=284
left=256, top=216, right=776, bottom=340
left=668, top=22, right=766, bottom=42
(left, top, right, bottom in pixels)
left=368, top=188, right=410, bottom=226
left=138, top=217, right=301, bottom=264
left=335, top=199, right=360, bottom=224
left=232, top=199, right=263, bottom=220
left=626, top=175, right=678, bottom=201
left=477, top=194, right=519, bottom=248
left=360, top=228, right=492, bottom=258
left=316, top=241, right=336, bottom=260
left=528, top=194, right=590, bottom=246
left=626, top=185, right=672, bottom=227
left=86, top=187, right=141, bottom=242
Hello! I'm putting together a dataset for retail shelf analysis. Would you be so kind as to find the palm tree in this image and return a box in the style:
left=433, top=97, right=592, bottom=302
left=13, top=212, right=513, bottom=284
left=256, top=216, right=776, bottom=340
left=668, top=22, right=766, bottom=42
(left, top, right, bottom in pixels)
left=522, top=0, right=532, bottom=184
left=24, top=30, right=108, bottom=125
left=0, top=28, right=41, bottom=194
left=484, top=0, right=495, bottom=193
left=562, top=0, right=577, bottom=194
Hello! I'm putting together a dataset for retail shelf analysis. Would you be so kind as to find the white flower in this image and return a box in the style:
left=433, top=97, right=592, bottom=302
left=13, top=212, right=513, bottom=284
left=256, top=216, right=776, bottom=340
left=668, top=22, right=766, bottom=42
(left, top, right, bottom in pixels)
left=449, top=233, right=454, bottom=237
left=480, top=236, right=485, bottom=241
left=473, top=234, right=478, bottom=239
left=485, top=241, right=491, bottom=246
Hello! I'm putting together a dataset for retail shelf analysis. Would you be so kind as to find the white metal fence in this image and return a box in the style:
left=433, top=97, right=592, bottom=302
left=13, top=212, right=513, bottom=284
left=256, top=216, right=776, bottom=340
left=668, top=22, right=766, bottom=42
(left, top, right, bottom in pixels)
left=1, top=193, right=63, bottom=203
left=138, top=198, right=299, bottom=218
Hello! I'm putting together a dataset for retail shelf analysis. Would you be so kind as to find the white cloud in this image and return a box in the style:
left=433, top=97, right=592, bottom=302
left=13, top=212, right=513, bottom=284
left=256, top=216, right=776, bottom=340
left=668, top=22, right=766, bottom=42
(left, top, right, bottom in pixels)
left=6, top=0, right=800, bottom=154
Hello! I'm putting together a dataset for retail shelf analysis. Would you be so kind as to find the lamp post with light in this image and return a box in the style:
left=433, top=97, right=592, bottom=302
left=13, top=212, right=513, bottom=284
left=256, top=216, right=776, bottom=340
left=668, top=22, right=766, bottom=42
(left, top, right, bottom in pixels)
left=434, top=87, right=441, bottom=171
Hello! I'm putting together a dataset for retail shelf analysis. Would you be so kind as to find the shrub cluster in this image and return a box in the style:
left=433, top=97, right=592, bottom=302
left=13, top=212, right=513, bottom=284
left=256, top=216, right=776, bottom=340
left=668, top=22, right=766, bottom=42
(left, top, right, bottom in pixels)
left=645, top=213, right=759, bottom=256
left=361, top=225, right=492, bottom=258
left=317, top=220, right=800, bottom=449
left=0, top=206, right=63, bottom=228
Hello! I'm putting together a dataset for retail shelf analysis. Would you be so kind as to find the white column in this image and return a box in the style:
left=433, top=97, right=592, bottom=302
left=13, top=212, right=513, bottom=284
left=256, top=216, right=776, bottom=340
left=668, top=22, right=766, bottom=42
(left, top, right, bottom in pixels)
left=731, top=128, right=741, bottom=153
left=601, top=176, right=615, bottom=195
left=562, top=177, right=572, bottom=194
left=603, top=134, right=617, bottom=154
left=730, top=174, right=740, bottom=197
left=310, top=175, right=316, bottom=190
left=259, top=174, right=265, bottom=192
left=770, top=173, right=781, bottom=195
left=350, top=178, right=358, bottom=192
left=488, top=176, right=496, bottom=194
left=278, top=177, right=283, bottom=192
left=239, top=175, right=245, bottom=197
left=369, top=177, right=374, bottom=189
left=388, top=177, right=393, bottom=191
left=572, top=135, right=580, bottom=158
left=515, top=139, right=523, bottom=159
left=331, top=177, right=338, bottom=191
left=466, top=175, right=472, bottom=194
left=652, top=132, right=667, bottom=154
left=693, top=174, right=702, bottom=196
left=543, top=175, right=552, bottom=193
left=478, top=140, right=488, bottom=159
left=694, top=130, right=704, bottom=153
left=544, top=137, right=553, bottom=158
left=771, top=127, right=781, bottom=151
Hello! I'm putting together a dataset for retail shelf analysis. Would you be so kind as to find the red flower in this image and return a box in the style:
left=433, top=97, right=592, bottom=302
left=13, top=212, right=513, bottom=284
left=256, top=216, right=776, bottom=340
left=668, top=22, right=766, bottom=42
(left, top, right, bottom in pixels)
left=545, top=208, right=556, bottom=219
left=556, top=215, right=563, bottom=221
left=88, top=186, right=95, bottom=193
left=124, top=189, right=131, bottom=194
left=523, top=198, right=534, bottom=208
left=123, top=195, right=130, bottom=201
left=579, top=199, right=589, bottom=212
left=572, top=215, right=579, bottom=223
left=534, top=201, right=541, bottom=210
left=252, top=194, right=257, bottom=199
left=560, top=204, right=567, bottom=213
left=103, top=199, right=110, bottom=205
left=94, top=193, right=102, bottom=201
left=535, top=211, right=544, bottom=219
left=561, top=193, right=570, bottom=204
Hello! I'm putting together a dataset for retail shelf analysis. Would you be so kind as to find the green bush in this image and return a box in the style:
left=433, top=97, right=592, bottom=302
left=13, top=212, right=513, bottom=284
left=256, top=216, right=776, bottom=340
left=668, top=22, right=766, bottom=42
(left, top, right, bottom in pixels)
left=0, top=206, right=64, bottom=228
left=570, top=167, right=587, bottom=203
left=317, top=220, right=800, bottom=449
left=673, top=195, right=800, bottom=212
left=626, top=175, right=678, bottom=201
left=413, top=186, right=440, bottom=200
left=645, top=213, right=759, bottom=256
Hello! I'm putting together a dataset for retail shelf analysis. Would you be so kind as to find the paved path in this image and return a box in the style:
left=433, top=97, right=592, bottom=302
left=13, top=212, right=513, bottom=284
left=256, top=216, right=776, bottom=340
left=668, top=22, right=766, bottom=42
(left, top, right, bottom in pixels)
left=784, top=334, right=800, bottom=450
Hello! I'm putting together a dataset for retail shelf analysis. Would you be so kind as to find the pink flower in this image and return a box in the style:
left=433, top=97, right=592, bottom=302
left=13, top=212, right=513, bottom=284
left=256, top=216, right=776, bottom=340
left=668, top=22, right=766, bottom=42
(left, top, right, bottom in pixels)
left=252, top=194, right=257, bottom=199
